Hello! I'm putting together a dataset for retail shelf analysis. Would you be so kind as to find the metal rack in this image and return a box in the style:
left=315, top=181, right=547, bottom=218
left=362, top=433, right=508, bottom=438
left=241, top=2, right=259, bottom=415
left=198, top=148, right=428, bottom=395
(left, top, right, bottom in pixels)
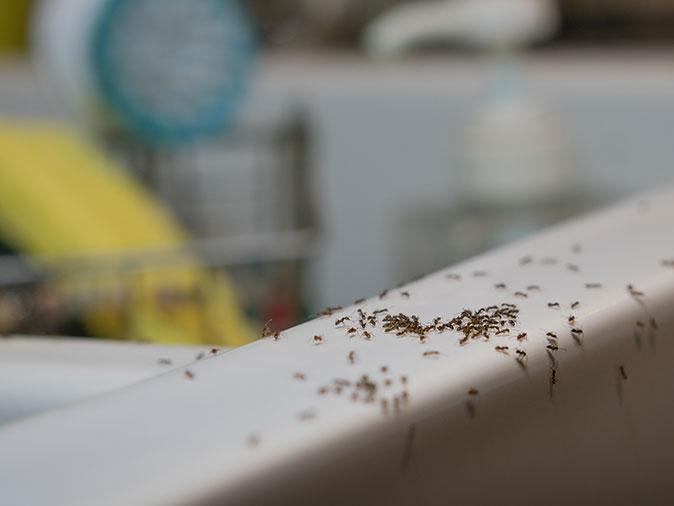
left=0, top=110, right=318, bottom=337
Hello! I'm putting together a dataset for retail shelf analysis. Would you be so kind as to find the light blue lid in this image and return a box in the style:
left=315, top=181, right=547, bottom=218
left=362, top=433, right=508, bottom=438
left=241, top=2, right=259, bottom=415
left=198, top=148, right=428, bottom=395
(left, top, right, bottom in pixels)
left=90, top=0, right=256, bottom=143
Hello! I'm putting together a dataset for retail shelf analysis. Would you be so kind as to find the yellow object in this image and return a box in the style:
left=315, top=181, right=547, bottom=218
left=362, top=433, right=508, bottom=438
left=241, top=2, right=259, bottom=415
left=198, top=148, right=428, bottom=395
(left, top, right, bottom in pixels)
left=0, top=119, right=253, bottom=346
left=0, top=1, right=31, bottom=53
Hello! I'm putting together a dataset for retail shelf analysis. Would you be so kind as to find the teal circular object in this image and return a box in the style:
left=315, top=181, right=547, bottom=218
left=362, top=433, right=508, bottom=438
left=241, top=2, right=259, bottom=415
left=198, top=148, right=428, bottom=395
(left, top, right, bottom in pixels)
left=91, top=0, right=256, bottom=143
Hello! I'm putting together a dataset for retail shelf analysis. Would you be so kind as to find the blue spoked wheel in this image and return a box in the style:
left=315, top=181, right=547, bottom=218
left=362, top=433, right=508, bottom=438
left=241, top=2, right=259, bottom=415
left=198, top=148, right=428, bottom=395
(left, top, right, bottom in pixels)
left=91, top=0, right=255, bottom=143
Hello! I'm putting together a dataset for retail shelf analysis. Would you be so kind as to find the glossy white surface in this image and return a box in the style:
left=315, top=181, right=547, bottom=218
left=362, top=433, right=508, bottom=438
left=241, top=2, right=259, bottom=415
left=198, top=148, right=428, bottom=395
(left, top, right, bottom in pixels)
left=1, top=188, right=674, bottom=505
left=0, top=338, right=214, bottom=424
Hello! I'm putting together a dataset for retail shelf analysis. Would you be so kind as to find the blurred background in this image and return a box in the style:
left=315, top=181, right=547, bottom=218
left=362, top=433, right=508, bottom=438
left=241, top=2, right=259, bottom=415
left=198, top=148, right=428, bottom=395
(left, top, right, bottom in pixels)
left=0, top=0, right=673, bottom=346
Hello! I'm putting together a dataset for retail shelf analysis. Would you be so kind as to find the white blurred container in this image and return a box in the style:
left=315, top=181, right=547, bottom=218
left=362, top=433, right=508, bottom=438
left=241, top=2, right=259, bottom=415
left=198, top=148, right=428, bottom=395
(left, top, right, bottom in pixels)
left=365, top=0, right=574, bottom=206
left=366, top=0, right=584, bottom=272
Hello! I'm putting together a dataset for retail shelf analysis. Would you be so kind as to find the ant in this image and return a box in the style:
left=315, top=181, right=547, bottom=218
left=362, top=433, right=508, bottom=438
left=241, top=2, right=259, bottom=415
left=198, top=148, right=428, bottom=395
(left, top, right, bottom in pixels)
left=354, top=298, right=366, bottom=304
left=568, top=315, right=576, bottom=324
left=519, top=255, right=533, bottom=266
left=346, top=327, right=357, bottom=336
left=494, top=283, right=507, bottom=289
left=619, top=365, right=628, bottom=380
left=468, top=388, right=479, bottom=396
left=546, top=332, right=558, bottom=339
left=465, top=401, right=476, bottom=419
left=261, top=319, right=280, bottom=340
left=423, top=350, right=440, bottom=358
left=379, top=289, right=389, bottom=299
left=312, top=335, right=324, bottom=345
left=157, top=358, right=172, bottom=366
left=547, top=302, right=560, bottom=309
left=261, top=320, right=273, bottom=338
left=517, top=333, right=528, bottom=341
left=514, top=292, right=528, bottom=298
left=400, top=291, right=410, bottom=299
left=585, top=283, right=602, bottom=289
left=446, top=273, right=462, bottom=280
left=184, top=370, right=195, bottom=380
left=547, top=344, right=559, bottom=351
left=571, top=328, right=583, bottom=335
left=363, top=331, right=373, bottom=340
left=527, top=285, right=540, bottom=291
left=348, top=351, right=357, bottom=364
left=627, top=284, right=644, bottom=297
left=567, top=263, right=580, bottom=272
left=495, top=346, right=509, bottom=354
left=297, top=410, right=317, bottom=421
left=293, top=372, right=306, bottom=381
left=246, top=434, right=261, bottom=448
left=380, top=366, right=389, bottom=373
left=335, top=316, right=351, bottom=326
left=318, top=306, right=342, bottom=317
left=571, top=301, right=580, bottom=309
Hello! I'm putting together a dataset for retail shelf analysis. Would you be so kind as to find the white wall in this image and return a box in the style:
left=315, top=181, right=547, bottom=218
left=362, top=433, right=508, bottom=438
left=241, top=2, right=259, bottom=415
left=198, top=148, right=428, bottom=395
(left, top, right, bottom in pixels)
left=250, top=51, right=674, bottom=308
left=3, top=51, right=674, bottom=310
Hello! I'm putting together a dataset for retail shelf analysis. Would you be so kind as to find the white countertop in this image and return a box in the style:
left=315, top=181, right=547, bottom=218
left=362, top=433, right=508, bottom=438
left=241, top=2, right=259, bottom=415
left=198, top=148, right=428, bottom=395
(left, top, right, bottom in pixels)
left=1, top=187, right=673, bottom=505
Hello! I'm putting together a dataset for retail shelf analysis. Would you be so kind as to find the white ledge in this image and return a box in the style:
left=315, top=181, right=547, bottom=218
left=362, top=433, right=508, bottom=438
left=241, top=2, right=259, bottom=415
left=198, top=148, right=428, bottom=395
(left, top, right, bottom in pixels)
left=1, top=188, right=674, bottom=505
